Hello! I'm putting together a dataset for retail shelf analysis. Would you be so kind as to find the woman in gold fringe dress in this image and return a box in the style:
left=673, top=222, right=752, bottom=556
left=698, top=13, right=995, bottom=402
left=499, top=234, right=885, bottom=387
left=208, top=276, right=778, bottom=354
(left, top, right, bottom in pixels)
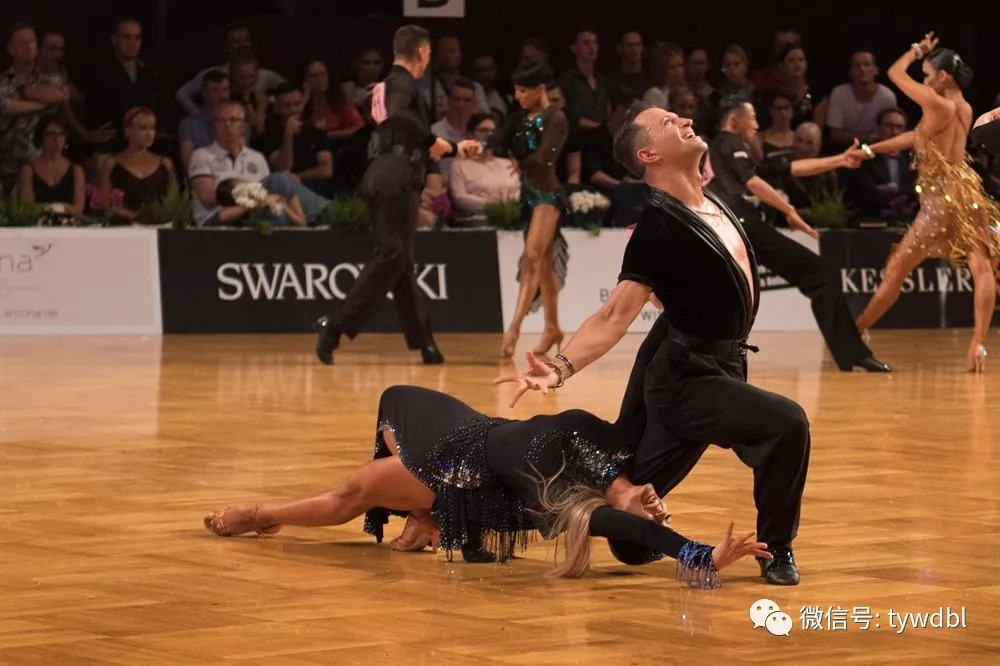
left=853, top=33, right=1000, bottom=372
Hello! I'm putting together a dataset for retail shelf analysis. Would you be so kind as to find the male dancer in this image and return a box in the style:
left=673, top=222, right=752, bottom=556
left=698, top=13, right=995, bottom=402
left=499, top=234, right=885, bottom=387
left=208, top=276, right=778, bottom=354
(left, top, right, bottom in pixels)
left=313, top=25, right=480, bottom=365
left=709, top=96, right=891, bottom=372
left=499, top=103, right=809, bottom=585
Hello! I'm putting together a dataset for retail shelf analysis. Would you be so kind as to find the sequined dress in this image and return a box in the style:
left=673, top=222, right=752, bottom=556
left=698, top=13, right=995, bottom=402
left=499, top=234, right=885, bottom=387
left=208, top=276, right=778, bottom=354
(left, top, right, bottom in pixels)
left=363, top=386, right=717, bottom=584
left=899, top=124, right=1000, bottom=263
left=483, top=107, right=570, bottom=312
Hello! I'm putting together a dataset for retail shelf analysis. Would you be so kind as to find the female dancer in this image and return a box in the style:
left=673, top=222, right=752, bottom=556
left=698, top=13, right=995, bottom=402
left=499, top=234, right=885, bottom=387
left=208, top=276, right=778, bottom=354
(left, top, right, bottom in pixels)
left=854, top=33, right=1000, bottom=371
left=485, top=61, right=569, bottom=359
left=204, top=386, right=769, bottom=586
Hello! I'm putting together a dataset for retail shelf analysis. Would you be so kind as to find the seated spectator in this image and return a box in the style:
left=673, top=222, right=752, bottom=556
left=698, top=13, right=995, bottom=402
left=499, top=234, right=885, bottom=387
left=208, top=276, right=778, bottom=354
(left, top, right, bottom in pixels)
left=581, top=95, right=647, bottom=228
left=776, top=43, right=817, bottom=129
left=303, top=61, right=364, bottom=143
left=785, top=122, right=837, bottom=208
left=547, top=81, right=581, bottom=185
left=749, top=28, right=801, bottom=93
left=19, top=114, right=84, bottom=215
left=822, top=50, right=898, bottom=148
left=229, top=49, right=270, bottom=136
left=188, top=101, right=329, bottom=227
left=99, top=107, right=175, bottom=225
left=751, top=90, right=796, bottom=174
left=686, top=48, right=713, bottom=100
left=174, top=21, right=284, bottom=117
left=448, top=113, right=520, bottom=225
left=708, top=44, right=755, bottom=132
left=642, top=42, right=685, bottom=111
left=849, top=107, right=917, bottom=221
left=430, top=79, right=476, bottom=183
left=178, top=70, right=241, bottom=173
left=519, top=38, right=550, bottom=67
left=559, top=30, right=608, bottom=133
left=342, top=47, right=384, bottom=108
left=252, top=82, right=334, bottom=196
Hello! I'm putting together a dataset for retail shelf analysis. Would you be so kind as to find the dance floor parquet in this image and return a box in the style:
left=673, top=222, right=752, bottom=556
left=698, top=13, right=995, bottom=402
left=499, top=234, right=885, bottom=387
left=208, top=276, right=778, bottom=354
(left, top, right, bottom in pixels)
left=1, top=330, right=998, bottom=664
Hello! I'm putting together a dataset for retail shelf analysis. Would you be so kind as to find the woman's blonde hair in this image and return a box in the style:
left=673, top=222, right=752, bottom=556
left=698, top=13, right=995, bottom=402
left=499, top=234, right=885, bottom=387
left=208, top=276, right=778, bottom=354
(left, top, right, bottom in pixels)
left=533, top=462, right=610, bottom=578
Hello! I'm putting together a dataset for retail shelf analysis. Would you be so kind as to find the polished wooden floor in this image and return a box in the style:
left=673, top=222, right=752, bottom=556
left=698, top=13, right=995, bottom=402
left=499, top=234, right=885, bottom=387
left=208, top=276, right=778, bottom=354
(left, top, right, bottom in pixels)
left=1, top=330, right=998, bottom=664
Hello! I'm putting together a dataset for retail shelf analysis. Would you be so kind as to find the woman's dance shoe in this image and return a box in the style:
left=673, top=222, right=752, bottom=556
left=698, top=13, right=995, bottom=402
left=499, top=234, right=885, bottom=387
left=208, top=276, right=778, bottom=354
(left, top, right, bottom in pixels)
left=390, top=514, right=440, bottom=553
left=969, top=344, right=988, bottom=373
left=532, top=328, right=565, bottom=356
left=499, top=330, right=519, bottom=358
left=203, top=505, right=281, bottom=537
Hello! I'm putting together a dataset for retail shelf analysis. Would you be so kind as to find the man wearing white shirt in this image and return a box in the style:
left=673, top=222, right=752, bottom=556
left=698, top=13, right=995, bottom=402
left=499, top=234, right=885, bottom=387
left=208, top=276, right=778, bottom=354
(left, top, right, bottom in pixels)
left=825, top=51, right=897, bottom=146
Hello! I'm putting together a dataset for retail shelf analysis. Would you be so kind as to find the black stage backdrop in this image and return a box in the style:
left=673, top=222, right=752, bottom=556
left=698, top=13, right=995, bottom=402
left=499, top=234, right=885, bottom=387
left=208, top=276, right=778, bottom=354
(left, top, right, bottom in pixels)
left=820, top=230, right=1000, bottom=329
left=158, top=229, right=502, bottom=333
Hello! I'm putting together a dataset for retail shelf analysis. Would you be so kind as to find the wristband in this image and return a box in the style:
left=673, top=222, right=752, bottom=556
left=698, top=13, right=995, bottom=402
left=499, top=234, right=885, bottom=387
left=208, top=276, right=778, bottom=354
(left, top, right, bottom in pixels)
left=554, top=353, right=576, bottom=378
left=544, top=362, right=565, bottom=388
left=911, top=43, right=924, bottom=59
left=861, top=143, right=875, bottom=159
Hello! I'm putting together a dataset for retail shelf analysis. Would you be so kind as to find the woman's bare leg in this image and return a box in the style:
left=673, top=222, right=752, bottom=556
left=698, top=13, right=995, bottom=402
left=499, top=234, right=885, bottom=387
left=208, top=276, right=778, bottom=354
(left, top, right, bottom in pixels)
left=533, top=231, right=564, bottom=355
left=967, top=247, right=996, bottom=372
left=501, top=204, right=560, bottom=357
left=855, top=242, right=928, bottom=334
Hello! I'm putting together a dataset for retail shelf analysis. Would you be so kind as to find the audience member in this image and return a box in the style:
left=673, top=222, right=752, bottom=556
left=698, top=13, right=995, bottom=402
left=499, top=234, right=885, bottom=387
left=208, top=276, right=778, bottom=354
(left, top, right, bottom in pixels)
left=608, top=31, right=649, bottom=104
left=178, top=70, right=238, bottom=173
left=752, top=90, right=796, bottom=170
left=0, top=23, right=65, bottom=190
left=87, top=18, right=158, bottom=157
left=667, top=85, right=697, bottom=122
left=642, top=42, right=685, bottom=111
left=303, top=60, right=364, bottom=142
left=547, top=81, right=582, bottom=185
left=418, top=36, right=489, bottom=119
left=175, top=21, right=284, bottom=117
left=849, top=107, right=916, bottom=221
left=448, top=113, right=520, bottom=225
left=99, top=107, right=175, bottom=224
left=342, top=47, right=384, bottom=107
left=229, top=50, right=270, bottom=136
left=686, top=48, right=714, bottom=100
left=750, top=27, right=801, bottom=93
left=784, top=121, right=837, bottom=208
left=708, top=43, right=755, bottom=132
left=518, top=38, right=549, bottom=67
left=823, top=50, right=898, bottom=147
left=430, top=79, right=476, bottom=183
left=253, top=82, right=334, bottom=196
left=19, top=114, right=85, bottom=215
left=581, top=94, right=634, bottom=199
left=559, top=30, right=608, bottom=132
left=777, top=43, right=816, bottom=129
left=471, top=54, right=508, bottom=123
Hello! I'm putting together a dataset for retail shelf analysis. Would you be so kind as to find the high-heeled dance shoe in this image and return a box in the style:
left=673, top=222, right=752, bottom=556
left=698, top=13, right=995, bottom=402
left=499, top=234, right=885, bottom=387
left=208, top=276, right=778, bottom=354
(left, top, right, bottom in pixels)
left=532, top=328, right=565, bottom=356
left=203, top=505, right=282, bottom=537
left=390, top=514, right=440, bottom=553
left=499, top=330, right=519, bottom=358
left=969, top=343, right=988, bottom=373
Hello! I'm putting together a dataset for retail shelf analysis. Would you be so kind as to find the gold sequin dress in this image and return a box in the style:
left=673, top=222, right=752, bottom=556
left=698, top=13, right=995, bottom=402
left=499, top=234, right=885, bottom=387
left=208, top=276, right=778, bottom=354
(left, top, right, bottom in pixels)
left=898, top=124, right=1000, bottom=263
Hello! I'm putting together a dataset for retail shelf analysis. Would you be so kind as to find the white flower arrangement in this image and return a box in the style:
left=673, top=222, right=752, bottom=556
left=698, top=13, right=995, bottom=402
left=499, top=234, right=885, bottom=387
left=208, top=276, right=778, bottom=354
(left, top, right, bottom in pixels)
left=568, top=190, right=611, bottom=214
left=232, top=181, right=282, bottom=213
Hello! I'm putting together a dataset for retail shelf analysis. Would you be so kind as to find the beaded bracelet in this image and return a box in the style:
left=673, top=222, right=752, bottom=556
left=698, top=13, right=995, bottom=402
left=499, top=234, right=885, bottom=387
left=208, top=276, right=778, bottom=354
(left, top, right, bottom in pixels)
left=544, top=362, right=565, bottom=388
left=554, top=353, right=576, bottom=378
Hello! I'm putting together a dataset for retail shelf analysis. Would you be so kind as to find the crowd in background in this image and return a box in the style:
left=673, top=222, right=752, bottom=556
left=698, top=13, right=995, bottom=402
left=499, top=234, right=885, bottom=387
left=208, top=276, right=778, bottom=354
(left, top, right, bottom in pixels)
left=2, top=18, right=998, bottom=229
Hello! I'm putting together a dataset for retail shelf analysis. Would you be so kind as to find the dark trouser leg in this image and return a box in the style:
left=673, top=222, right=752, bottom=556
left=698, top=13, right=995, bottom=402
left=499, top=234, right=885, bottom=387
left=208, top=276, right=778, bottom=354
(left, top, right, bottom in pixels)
left=389, top=256, right=432, bottom=350
left=334, top=181, right=424, bottom=342
left=744, top=220, right=871, bottom=370
left=632, top=364, right=810, bottom=547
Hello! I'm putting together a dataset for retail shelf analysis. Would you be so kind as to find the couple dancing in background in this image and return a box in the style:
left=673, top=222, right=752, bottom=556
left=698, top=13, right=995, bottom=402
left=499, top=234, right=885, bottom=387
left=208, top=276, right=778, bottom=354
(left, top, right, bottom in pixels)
left=312, top=23, right=570, bottom=365
left=208, top=91, right=815, bottom=588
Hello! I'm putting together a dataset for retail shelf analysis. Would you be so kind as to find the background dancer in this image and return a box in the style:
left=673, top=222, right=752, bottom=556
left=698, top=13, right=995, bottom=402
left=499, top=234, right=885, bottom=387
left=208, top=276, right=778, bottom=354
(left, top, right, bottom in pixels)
left=312, top=25, right=481, bottom=365
left=708, top=96, right=892, bottom=372
left=482, top=61, right=570, bottom=358
left=852, top=34, right=1000, bottom=372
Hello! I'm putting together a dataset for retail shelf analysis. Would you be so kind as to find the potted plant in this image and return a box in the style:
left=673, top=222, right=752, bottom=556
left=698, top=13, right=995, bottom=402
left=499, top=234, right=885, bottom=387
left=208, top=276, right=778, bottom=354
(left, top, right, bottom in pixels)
left=0, top=187, right=40, bottom=227
left=317, top=194, right=369, bottom=232
left=483, top=198, right=523, bottom=230
left=148, top=182, right=195, bottom=229
left=803, top=187, right=852, bottom=230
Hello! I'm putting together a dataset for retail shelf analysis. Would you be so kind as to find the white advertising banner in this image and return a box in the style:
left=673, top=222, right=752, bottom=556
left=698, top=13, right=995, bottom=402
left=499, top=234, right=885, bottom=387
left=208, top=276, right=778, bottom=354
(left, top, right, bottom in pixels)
left=403, top=0, right=465, bottom=17
left=498, top=228, right=817, bottom=334
left=0, top=228, right=162, bottom=335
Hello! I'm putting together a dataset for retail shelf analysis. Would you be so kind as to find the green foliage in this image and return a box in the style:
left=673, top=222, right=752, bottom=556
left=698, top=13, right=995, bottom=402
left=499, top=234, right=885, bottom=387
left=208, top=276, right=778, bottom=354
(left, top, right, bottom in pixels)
left=804, top=187, right=852, bottom=230
left=483, top=198, right=523, bottom=230
left=317, top=194, right=369, bottom=232
left=148, top=182, right=194, bottom=230
left=0, top=187, right=40, bottom=227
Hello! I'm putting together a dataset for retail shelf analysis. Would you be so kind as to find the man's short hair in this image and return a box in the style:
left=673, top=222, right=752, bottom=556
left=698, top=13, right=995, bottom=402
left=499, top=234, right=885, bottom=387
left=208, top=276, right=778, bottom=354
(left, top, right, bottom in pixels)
left=203, top=70, right=229, bottom=87
left=877, top=107, right=907, bottom=125
left=613, top=101, right=655, bottom=178
left=213, top=100, right=245, bottom=118
left=273, top=81, right=303, bottom=99
left=114, top=16, right=141, bottom=34
left=451, top=78, right=476, bottom=95
left=7, top=22, right=33, bottom=44
left=718, top=95, right=752, bottom=123
left=226, top=21, right=250, bottom=36
left=393, top=24, right=430, bottom=60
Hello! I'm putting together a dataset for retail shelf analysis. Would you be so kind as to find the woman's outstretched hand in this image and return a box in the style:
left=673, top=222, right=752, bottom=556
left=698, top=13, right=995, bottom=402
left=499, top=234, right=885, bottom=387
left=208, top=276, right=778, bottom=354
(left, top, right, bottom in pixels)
left=711, top=522, right=771, bottom=570
left=493, top=351, right=559, bottom=407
